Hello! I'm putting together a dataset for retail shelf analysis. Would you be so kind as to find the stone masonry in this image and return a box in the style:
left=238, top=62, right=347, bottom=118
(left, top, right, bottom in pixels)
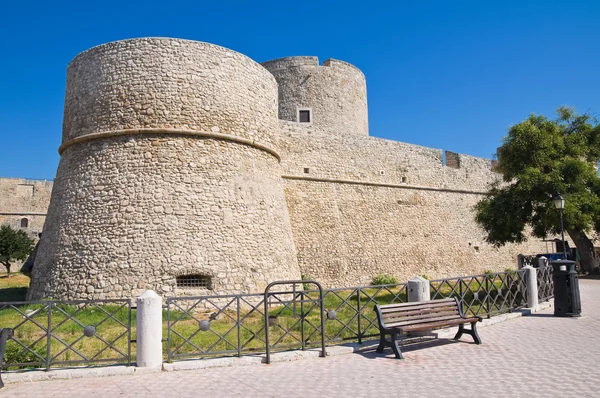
left=0, top=178, right=52, bottom=272
left=23, top=37, right=548, bottom=300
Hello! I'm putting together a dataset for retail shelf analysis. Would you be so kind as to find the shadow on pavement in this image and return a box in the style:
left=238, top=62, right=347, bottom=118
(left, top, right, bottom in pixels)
left=356, top=338, right=463, bottom=360
left=526, top=313, right=556, bottom=318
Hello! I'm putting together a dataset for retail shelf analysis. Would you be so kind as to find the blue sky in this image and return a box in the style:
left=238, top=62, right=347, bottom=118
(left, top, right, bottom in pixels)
left=1, top=0, right=599, bottom=180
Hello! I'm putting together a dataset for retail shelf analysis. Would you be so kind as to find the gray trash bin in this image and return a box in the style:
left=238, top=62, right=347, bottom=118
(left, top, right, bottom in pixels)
left=550, top=260, right=581, bottom=317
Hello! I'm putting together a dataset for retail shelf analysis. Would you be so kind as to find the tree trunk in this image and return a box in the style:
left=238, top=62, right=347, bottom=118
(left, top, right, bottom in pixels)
left=2, top=261, right=10, bottom=278
left=567, top=229, right=596, bottom=273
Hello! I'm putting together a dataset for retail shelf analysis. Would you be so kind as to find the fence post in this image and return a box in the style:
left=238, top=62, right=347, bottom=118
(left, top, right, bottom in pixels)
left=523, top=265, right=539, bottom=310
left=136, top=290, right=163, bottom=368
left=408, top=276, right=430, bottom=302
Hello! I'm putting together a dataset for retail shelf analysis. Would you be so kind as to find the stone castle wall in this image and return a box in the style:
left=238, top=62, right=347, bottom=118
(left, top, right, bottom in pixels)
left=0, top=178, right=52, bottom=237
left=16, top=37, right=550, bottom=299
left=28, top=38, right=300, bottom=300
left=277, top=122, right=548, bottom=286
left=0, top=178, right=52, bottom=273
left=262, top=57, right=368, bottom=136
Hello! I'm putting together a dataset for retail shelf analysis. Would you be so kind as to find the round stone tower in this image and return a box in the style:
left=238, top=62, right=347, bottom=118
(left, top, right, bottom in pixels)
left=261, top=56, right=368, bottom=136
left=28, top=38, right=300, bottom=300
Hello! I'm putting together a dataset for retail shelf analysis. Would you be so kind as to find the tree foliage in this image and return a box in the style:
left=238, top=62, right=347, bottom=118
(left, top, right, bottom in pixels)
left=475, top=107, right=600, bottom=272
left=0, top=225, right=34, bottom=277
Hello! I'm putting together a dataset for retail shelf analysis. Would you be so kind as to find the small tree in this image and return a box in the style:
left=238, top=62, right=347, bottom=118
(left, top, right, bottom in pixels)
left=0, top=225, right=34, bottom=277
left=475, top=107, right=600, bottom=272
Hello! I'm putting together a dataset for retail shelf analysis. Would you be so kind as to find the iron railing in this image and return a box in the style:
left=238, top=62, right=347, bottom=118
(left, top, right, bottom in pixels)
left=0, top=299, right=132, bottom=370
left=537, top=266, right=554, bottom=302
left=429, top=270, right=528, bottom=318
left=165, top=282, right=409, bottom=360
left=0, top=269, right=535, bottom=367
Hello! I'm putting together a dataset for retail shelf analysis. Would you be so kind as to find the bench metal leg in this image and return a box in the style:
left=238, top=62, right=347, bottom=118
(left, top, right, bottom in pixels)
left=470, top=322, right=482, bottom=345
left=390, top=332, right=403, bottom=359
left=453, top=322, right=482, bottom=345
left=376, top=332, right=386, bottom=353
left=453, top=324, right=465, bottom=341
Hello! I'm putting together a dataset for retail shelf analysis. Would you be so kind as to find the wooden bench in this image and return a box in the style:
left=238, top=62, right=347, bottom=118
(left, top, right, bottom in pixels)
left=373, top=298, right=482, bottom=359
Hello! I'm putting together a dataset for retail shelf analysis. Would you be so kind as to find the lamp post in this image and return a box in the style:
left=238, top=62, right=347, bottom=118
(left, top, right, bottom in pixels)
left=553, top=193, right=567, bottom=259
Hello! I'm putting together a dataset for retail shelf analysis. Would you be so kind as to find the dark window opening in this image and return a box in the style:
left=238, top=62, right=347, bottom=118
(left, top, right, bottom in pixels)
left=299, top=110, right=311, bottom=123
left=176, top=274, right=212, bottom=289
left=20, top=218, right=29, bottom=228
left=304, top=168, right=310, bottom=174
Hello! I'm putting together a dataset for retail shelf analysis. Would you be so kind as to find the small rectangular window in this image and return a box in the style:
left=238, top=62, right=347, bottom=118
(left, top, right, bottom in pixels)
left=176, top=274, right=212, bottom=289
left=299, top=110, right=311, bottom=123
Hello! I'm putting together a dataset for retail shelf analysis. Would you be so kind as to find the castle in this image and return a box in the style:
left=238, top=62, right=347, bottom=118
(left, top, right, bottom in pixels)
left=20, top=38, right=548, bottom=300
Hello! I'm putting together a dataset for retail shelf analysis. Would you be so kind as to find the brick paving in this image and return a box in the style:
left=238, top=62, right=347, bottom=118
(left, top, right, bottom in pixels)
left=5, top=279, right=600, bottom=397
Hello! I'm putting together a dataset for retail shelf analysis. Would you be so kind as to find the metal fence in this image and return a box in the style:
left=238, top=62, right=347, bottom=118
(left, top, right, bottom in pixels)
left=0, top=269, right=538, bottom=367
left=537, top=266, right=554, bottom=302
left=165, top=283, right=409, bottom=361
left=429, top=270, right=528, bottom=318
left=0, top=299, right=132, bottom=370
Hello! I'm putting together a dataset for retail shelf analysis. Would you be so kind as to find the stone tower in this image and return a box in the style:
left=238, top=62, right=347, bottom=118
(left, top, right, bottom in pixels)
left=261, top=57, right=368, bottom=136
left=28, top=38, right=300, bottom=300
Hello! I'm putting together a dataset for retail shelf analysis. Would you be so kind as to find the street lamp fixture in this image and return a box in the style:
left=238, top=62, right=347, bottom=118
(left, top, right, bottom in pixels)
left=553, top=193, right=567, bottom=259
left=553, top=193, right=565, bottom=210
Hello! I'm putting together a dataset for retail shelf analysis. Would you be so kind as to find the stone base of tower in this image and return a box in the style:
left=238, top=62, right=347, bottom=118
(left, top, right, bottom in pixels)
left=27, top=135, right=300, bottom=301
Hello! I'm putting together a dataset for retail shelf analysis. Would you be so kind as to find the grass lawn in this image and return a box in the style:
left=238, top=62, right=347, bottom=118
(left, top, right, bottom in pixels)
left=0, top=271, right=528, bottom=369
left=0, top=272, right=30, bottom=301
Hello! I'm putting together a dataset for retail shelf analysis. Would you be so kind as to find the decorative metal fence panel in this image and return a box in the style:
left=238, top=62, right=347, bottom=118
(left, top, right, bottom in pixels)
left=0, top=299, right=132, bottom=370
left=537, top=266, right=554, bottom=302
left=166, top=283, right=409, bottom=360
left=429, top=270, right=528, bottom=318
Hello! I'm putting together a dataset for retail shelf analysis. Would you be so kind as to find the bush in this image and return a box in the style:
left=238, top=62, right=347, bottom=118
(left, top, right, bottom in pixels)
left=301, top=274, right=312, bottom=291
left=371, top=274, right=398, bottom=286
left=3, top=340, right=45, bottom=369
left=420, top=274, right=430, bottom=280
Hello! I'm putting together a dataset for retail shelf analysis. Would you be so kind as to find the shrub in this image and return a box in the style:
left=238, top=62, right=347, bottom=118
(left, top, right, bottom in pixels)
left=301, top=274, right=312, bottom=291
left=3, top=340, right=45, bottom=369
left=371, top=274, right=398, bottom=286
left=420, top=274, right=430, bottom=280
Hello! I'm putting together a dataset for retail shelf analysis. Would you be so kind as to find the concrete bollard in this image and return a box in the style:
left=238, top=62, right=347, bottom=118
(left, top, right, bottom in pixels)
left=408, top=276, right=430, bottom=302
left=523, top=265, right=539, bottom=310
left=136, top=290, right=163, bottom=368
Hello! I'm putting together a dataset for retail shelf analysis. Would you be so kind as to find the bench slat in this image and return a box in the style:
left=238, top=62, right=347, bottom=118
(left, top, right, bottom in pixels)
left=378, top=298, right=455, bottom=309
left=381, top=306, right=458, bottom=319
left=379, top=300, right=457, bottom=313
left=382, top=310, right=459, bottom=324
left=384, top=313, right=465, bottom=328
left=401, top=317, right=480, bottom=332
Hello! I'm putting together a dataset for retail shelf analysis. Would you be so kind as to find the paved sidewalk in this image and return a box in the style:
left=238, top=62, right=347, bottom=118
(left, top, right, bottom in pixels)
left=5, top=279, right=600, bottom=397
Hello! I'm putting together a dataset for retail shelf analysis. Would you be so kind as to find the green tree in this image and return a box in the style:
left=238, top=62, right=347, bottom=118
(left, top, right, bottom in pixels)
left=0, top=225, right=34, bottom=277
left=475, top=107, right=600, bottom=272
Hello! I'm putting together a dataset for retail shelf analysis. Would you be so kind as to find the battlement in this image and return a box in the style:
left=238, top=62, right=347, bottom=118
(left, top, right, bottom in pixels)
left=261, top=56, right=364, bottom=76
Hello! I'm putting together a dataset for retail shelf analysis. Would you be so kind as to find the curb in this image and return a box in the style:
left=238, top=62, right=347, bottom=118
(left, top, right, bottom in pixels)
left=3, top=301, right=553, bottom=385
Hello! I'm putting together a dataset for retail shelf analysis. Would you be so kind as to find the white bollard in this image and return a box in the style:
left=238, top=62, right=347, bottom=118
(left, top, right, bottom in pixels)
left=523, top=265, right=539, bottom=310
left=136, top=290, right=163, bottom=368
left=408, top=276, right=430, bottom=302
